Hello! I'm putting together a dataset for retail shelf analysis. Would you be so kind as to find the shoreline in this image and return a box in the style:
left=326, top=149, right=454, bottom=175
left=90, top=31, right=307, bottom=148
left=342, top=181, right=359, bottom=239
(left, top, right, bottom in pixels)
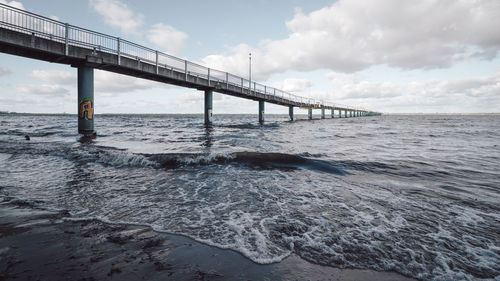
left=0, top=203, right=417, bottom=281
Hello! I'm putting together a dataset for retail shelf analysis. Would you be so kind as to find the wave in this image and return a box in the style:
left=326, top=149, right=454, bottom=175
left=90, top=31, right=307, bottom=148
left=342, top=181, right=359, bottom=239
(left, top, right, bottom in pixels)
left=146, top=151, right=346, bottom=174
left=0, top=140, right=345, bottom=174
left=0, top=129, right=63, bottom=137
left=6, top=139, right=489, bottom=181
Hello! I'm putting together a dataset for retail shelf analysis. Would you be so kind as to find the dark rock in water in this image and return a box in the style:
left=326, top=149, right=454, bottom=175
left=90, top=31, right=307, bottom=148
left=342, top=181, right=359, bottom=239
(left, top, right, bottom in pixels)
left=24, top=135, right=30, bottom=140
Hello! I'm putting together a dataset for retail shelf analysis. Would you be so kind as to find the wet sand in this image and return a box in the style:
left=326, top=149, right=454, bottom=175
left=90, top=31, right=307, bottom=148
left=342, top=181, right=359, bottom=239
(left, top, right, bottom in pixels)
left=0, top=203, right=416, bottom=281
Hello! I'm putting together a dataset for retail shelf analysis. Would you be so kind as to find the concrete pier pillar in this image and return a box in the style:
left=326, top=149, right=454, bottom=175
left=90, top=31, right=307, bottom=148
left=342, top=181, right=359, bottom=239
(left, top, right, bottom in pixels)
left=339, top=109, right=342, bottom=118
left=259, top=100, right=265, bottom=124
left=344, top=110, right=347, bottom=118
left=204, top=90, right=213, bottom=126
left=350, top=111, right=352, bottom=117
left=289, top=106, right=294, bottom=121
left=308, top=109, right=313, bottom=120
left=78, top=66, right=94, bottom=135
left=331, top=109, right=334, bottom=118
left=321, top=108, right=325, bottom=119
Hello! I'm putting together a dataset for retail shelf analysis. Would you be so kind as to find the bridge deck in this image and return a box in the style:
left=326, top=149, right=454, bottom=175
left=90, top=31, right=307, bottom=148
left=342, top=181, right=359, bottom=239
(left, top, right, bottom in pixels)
left=0, top=3, right=377, bottom=114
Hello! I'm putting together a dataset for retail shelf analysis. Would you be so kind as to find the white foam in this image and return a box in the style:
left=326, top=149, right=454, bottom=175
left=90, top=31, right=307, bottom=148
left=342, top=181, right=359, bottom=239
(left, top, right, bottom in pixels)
left=95, top=151, right=158, bottom=168
left=173, top=151, right=237, bottom=166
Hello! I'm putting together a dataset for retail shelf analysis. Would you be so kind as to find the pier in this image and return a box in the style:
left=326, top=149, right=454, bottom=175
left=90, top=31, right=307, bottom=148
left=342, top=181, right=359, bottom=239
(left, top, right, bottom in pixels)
left=0, top=4, right=380, bottom=136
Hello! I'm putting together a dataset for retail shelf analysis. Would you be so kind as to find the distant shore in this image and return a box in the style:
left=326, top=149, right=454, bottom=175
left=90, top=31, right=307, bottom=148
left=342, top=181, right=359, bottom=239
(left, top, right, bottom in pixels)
left=0, top=203, right=416, bottom=281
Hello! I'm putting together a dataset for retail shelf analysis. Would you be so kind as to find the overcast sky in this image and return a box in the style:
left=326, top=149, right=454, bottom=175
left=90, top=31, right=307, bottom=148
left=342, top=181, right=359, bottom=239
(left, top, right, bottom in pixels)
left=0, top=0, right=499, bottom=114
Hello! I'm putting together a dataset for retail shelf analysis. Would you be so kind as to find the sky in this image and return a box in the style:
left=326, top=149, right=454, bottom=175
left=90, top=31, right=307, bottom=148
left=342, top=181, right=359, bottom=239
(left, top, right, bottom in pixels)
left=0, top=0, right=499, bottom=114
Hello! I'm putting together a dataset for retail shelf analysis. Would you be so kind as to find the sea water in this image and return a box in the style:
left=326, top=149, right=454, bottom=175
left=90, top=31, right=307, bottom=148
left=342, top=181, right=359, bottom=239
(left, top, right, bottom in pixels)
left=0, top=113, right=499, bottom=280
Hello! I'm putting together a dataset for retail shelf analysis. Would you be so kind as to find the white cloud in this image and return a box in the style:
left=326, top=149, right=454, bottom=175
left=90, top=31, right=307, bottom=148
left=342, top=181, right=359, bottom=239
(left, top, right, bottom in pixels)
left=24, top=69, right=165, bottom=95
left=13, top=84, right=70, bottom=96
left=0, top=67, right=11, bottom=76
left=272, top=78, right=312, bottom=93
left=147, top=23, right=188, bottom=55
left=89, top=0, right=144, bottom=34
left=326, top=71, right=500, bottom=112
left=94, top=70, right=164, bottom=94
left=28, top=69, right=75, bottom=85
left=202, top=44, right=272, bottom=80
left=203, top=0, right=500, bottom=79
left=0, top=0, right=24, bottom=10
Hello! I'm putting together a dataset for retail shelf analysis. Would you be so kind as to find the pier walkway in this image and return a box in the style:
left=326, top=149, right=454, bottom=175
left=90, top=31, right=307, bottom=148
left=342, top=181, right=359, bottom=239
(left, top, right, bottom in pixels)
left=0, top=4, right=380, bottom=135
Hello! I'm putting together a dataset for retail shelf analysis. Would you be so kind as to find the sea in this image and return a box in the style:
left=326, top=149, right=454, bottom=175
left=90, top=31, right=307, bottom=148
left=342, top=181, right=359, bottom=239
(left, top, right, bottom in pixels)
left=0, top=113, right=499, bottom=281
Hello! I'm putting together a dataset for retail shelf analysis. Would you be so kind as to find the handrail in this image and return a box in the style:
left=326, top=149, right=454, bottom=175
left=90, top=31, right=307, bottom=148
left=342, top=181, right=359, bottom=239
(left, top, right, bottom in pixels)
left=0, top=3, right=377, bottom=113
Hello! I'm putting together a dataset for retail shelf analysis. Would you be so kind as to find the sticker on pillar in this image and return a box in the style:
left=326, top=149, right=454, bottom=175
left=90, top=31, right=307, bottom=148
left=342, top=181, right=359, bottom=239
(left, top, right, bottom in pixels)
left=208, top=109, right=213, bottom=122
left=79, top=98, right=94, bottom=120
left=261, top=110, right=264, bottom=121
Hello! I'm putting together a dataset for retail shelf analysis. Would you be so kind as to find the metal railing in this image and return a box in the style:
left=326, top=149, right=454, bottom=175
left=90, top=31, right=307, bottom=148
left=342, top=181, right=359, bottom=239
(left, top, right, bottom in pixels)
left=0, top=3, right=374, bottom=113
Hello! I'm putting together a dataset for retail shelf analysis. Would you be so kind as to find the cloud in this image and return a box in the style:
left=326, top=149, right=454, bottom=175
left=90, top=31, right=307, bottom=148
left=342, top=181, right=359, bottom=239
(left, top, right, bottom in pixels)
left=147, top=23, right=188, bottom=55
left=0, top=0, right=24, bottom=10
left=17, top=68, right=167, bottom=97
left=203, top=0, right=500, bottom=79
left=13, top=84, right=70, bottom=96
left=0, top=96, right=37, bottom=105
left=28, top=69, right=75, bottom=85
left=326, top=71, right=500, bottom=112
left=202, top=44, right=271, bottom=80
left=272, top=78, right=312, bottom=92
left=89, top=0, right=144, bottom=34
left=94, top=70, right=164, bottom=94
left=0, top=67, right=11, bottom=77
left=89, top=0, right=189, bottom=54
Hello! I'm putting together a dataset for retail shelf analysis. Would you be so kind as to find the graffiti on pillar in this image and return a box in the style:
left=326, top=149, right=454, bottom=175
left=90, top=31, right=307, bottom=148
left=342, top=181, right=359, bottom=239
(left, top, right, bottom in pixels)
left=79, top=98, right=94, bottom=120
left=207, top=109, right=212, bottom=123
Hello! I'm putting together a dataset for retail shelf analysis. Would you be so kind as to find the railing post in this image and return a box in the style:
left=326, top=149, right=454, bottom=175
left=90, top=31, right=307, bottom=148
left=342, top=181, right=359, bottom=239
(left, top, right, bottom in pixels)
left=184, top=60, right=188, bottom=81
left=117, top=37, right=121, bottom=65
left=155, top=50, right=158, bottom=74
left=226, top=72, right=229, bottom=88
left=207, top=68, right=211, bottom=87
left=264, top=85, right=266, bottom=96
left=64, top=23, right=69, bottom=56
